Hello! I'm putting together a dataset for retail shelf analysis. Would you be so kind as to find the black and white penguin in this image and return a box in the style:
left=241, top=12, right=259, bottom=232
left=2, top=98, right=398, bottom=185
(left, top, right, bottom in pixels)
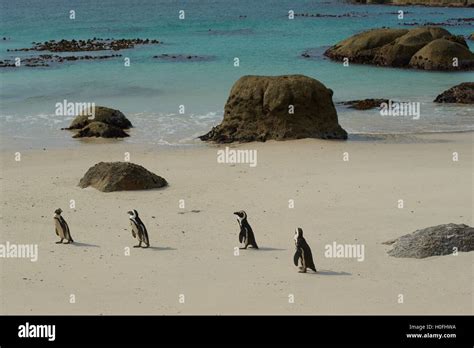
left=127, top=209, right=150, bottom=248
left=293, top=228, right=317, bottom=273
left=53, top=208, right=74, bottom=244
left=233, top=210, right=258, bottom=249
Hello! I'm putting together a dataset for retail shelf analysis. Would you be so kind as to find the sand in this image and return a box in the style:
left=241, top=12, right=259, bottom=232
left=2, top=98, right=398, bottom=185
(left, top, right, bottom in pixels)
left=0, top=132, right=472, bottom=314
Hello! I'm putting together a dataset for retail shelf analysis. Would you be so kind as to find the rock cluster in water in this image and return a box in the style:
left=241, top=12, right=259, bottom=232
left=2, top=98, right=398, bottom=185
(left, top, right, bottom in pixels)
left=200, top=75, right=347, bottom=143
left=351, top=0, right=472, bottom=7
left=153, top=54, right=215, bottom=62
left=8, top=38, right=160, bottom=52
left=324, top=27, right=474, bottom=70
left=64, top=106, right=132, bottom=139
left=0, top=54, right=121, bottom=68
left=79, top=162, right=167, bottom=192
left=400, top=17, right=474, bottom=27
left=294, top=12, right=368, bottom=18
left=72, top=122, right=129, bottom=138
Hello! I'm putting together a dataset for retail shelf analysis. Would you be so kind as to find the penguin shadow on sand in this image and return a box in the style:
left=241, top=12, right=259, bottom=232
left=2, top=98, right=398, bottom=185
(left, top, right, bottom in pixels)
left=142, top=246, right=176, bottom=252
left=69, top=241, right=100, bottom=248
left=315, top=269, right=351, bottom=276
left=257, top=247, right=286, bottom=252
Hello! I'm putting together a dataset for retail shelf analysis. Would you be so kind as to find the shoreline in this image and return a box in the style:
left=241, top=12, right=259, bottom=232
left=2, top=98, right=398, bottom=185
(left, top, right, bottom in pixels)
left=1, top=130, right=473, bottom=152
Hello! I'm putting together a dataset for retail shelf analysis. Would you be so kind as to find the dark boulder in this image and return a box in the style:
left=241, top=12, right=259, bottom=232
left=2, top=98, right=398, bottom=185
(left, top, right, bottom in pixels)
left=79, top=162, right=167, bottom=192
left=65, top=106, right=132, bottom=130
left=200, top=75, right=347, bottom=143
left=434, top=82, right=474, bottom=103
left=340, top=98, right=390, bottom=110
left=384, top=223, right=474, bottom=258
left=72, top=122, right=129, bottom=138
left=408, top=38, right=474, bottom=70
left=374, top=27, right=450, bottom=67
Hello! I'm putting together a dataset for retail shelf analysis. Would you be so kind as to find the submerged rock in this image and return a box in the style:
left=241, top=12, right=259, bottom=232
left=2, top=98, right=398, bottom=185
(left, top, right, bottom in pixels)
left=9, top=38, right=161, bottom=52
left=340, top=98, right=390, bottom=110
left=350, top=0, right=471, bottom=7
left=66, top=106, right=132, bottom=130
left=294, top=12, right=368, bottom=18
left=79, top=162, right=167, bottom=192
left=200, top=75, right=347, bottom=143
left=384, top=223, right=474, bottom=258
left=0, top=54, right=122, bottom=69
left=153, top=54, right=215, bottom=62
left=324, top=26, right=474, bottom=70
left=434, top=82, right=474, bottom=103
left=72, top=122, right=129, bottom=138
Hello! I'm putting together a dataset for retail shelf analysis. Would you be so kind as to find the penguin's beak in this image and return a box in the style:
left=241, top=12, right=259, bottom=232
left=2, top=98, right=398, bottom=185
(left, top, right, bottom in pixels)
left=127, top=211, right=133, bottom=215
left=233, top=212, right=239, bottom=216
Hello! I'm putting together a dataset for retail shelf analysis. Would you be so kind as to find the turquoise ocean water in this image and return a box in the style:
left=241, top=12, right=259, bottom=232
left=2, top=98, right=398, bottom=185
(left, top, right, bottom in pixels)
left=0, top=0, right=473, bottom=149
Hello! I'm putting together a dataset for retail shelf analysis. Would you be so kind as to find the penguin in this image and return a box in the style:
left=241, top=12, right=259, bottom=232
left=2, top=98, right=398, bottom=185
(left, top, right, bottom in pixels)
left=127, top=210, right=150, bottom=248
left=293, top=228, right=317, bottom=273
left=233, top=210, right=258, bottom=249
left=53, top=208, right=74, bottom=244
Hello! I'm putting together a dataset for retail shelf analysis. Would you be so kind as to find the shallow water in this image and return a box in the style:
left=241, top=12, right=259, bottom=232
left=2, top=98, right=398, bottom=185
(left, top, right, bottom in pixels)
left=0, top=0, right=473, bottom=149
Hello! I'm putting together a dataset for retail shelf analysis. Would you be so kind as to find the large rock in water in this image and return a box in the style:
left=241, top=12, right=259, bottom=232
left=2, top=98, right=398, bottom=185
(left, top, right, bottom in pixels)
left=324, top=28, right=409, bottom=64
left=384, top=223, right=474, bottom=258
left=199, top=75, right=347, bottom=143
left=374, top=27, right=450, bottom=67
left=324, top=27, right=474, bottom=71
left=66, top=106, right=132, bottom=130
left=72, top=122, right=129, bottom=138
left=79, top=162, right=167, bottom=192
left=409, top=39, right=474, bottom=70
left=434, top=82, right=474, bottom=103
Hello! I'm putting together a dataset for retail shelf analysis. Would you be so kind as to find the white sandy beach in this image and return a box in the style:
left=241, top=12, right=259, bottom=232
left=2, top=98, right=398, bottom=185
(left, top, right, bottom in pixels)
left=0, top=132, right=472, bottom=315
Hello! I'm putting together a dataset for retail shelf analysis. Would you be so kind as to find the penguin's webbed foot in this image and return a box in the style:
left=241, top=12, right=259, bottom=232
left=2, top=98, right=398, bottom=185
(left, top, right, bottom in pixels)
left=142, top=244, right=149, bottom=248
left=133, top=245, right=141, bottom=248
left=55, top=240, right=63, bottom=244
left=298, top=269, right=307, bottom=273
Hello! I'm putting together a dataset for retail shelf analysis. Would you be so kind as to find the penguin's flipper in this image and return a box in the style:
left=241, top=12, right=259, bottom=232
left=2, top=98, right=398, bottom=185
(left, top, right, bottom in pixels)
left=293, top=249, right=301, bottom=266
left=239, top=231, right=245, bottom=244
